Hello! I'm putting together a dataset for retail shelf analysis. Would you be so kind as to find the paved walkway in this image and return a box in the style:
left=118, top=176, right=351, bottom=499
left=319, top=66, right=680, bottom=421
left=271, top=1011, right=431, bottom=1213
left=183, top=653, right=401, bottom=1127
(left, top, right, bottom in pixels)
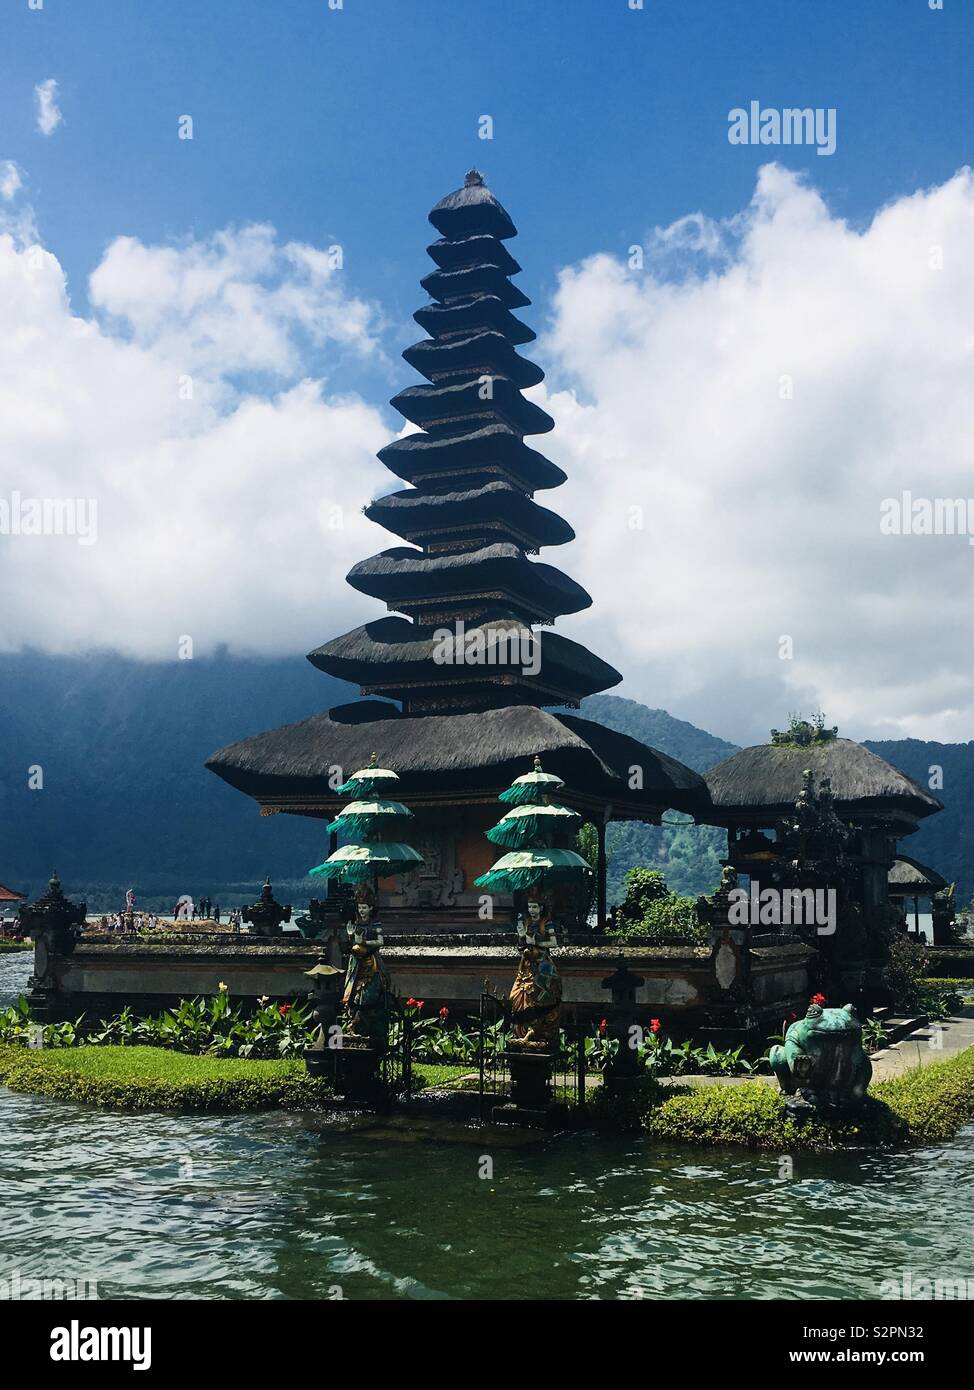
left=868, top=1007, right=974, bottom=1082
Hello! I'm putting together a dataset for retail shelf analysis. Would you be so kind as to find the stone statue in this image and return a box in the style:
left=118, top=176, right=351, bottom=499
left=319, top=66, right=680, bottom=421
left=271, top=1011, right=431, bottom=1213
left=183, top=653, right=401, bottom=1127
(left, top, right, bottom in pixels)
left=341, top=891, right=392, bottom=1047
left=509, top=898, right=562, bottom=1046
left=769, top=1000, right=872, bottom=1116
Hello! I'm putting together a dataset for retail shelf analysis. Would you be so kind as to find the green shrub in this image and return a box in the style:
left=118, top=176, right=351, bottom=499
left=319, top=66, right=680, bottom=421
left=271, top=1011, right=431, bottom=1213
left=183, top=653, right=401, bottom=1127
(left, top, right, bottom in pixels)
left=638, top=1047, right=974, bottom=1152
left=916, top=985, right=964, bottom=1018
left=610, top=867, right=707, bottom=945
left=0, top=1044, right=333, bottom=1113
left=884, top=934, right=931, bottom=1011
left=924, top=977, right=974, bottom=1002
left=0, top=991, right=316, bottom=1058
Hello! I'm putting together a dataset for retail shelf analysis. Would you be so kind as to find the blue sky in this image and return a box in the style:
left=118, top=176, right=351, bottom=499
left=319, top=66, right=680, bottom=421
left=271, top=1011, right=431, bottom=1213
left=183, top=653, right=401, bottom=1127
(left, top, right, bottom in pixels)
left=3, top=0, right=974, bottom=743
left=2, top=0, right=970, bottom=392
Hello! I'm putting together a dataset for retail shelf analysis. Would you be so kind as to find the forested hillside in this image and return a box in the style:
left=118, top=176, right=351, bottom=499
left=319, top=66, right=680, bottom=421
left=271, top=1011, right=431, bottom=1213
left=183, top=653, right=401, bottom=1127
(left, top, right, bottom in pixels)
left=0, top=653, right=969, bottom=910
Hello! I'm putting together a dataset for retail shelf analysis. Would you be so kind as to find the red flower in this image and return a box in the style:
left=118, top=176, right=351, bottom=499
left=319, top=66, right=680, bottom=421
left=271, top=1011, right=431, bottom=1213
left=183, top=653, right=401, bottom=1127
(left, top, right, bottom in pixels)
left=278, top=1003, right=291, bottom=1016
left=598, top=1018, right=607, bottom=1036
left=649, top=1018, right=662, bottom=1035
left=438, top=1006, right=449, bottom=1020
left=811, top=993, right=827, bottom=1007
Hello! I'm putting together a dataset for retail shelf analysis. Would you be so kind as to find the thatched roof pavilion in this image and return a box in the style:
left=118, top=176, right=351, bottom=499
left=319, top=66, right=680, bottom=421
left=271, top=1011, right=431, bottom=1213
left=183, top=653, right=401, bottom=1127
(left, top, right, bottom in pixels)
left=703, top=721, right=943, bottom=949
left=704, top=736, right=941, bottom=835
left=207, top=172, right=710, bottom=927
left=888, top=855, right=948, bottom=894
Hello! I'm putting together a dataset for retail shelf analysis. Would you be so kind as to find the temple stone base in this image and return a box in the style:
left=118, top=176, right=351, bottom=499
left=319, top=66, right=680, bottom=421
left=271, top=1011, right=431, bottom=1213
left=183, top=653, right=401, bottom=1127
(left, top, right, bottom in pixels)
left=29, top=932, right=817, bottom=1048
left=491, top=1103, right=552, bottom=1130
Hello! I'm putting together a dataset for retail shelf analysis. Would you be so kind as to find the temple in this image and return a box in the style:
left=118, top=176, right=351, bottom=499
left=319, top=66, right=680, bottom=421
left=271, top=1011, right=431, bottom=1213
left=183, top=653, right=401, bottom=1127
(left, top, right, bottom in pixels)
left=207, top=171, right=710, bottom=929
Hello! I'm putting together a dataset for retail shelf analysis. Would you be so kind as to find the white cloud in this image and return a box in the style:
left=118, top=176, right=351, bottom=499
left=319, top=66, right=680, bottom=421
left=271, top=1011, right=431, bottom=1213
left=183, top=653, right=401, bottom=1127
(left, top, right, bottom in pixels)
left=0, top=206, right=389, bottom=659
left=542, top=164, right=974, bottom=743
left=34, top=78, right=63, bottom=136
left=0, top=161, right=23, bottom=201
left=4, top=162, right=974, bottom=745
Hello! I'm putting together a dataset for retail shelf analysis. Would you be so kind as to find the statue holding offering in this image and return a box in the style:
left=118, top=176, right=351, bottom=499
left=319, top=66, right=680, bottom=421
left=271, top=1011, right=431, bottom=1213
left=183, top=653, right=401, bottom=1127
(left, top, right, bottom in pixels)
left=341, top=888, right=393, bottom=1046
left=509, top=898, right=563, bottom=1045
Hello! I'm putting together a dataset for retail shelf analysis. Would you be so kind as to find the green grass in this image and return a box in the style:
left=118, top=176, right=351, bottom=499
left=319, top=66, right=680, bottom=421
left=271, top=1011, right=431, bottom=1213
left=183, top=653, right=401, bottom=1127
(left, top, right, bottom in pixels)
left=0, top=1044, right=334, bottom=1113
left=411, top=1062, right=476, bottom=1091
left=0, top=938, right=31, bottom=953
left=633, top=1045, right=974, bottom=1152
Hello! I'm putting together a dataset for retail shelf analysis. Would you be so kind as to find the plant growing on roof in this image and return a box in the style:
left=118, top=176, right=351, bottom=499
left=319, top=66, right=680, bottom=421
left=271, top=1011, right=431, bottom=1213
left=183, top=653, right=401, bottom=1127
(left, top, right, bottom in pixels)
left=770, top=712, right=839, bottom=747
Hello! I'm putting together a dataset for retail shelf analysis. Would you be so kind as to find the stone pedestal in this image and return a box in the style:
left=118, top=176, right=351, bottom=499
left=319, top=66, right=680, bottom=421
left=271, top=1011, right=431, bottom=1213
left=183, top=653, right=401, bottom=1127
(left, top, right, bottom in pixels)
left=493, top=1044, right=555, bottom=1127
left=304, top=960, right=342, bottom=1082
left=334, top=1041, right=384, bottom=1102
left=601, top=962, right=645, bottom=1098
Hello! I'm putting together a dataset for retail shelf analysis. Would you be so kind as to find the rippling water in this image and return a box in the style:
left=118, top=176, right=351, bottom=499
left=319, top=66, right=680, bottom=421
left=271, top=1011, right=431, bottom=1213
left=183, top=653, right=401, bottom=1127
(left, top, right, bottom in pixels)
left=2, top=950, right=972, bottom=1300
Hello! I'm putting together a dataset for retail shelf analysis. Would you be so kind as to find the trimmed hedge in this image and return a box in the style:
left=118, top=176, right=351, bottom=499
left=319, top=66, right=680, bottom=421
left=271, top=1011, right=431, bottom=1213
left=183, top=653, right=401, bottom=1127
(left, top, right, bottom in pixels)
left=586, top=1046, right=974, bottom=1151
left=0, top=939, right=30, bottom=953
left=925, top=977, right=974, bottom=995
left=0, top=1044, right=334, bottom=1113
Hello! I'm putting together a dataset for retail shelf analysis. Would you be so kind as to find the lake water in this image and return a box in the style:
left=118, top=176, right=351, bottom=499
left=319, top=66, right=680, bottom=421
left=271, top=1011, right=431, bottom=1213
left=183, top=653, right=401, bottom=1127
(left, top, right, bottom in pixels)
left=2, top=950, right=972, bottom=1301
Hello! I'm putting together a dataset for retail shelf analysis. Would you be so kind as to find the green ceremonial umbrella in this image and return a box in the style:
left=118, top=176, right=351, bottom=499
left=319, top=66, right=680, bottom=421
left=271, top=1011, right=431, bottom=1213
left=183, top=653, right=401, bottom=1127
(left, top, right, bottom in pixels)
left=474, top=847, right=593, bottom=894
left=309, top=759, right=424, bottom=887
left=486, top=801, right=582, bottom=851
left=497, top=755, right=565, bottom=807
left=308, top=842, right=424, bottom=885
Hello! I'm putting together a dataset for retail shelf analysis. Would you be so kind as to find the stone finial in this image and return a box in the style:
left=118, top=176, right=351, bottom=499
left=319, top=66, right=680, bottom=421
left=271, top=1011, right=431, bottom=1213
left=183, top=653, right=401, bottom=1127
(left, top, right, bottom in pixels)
left=464, top=169, right=485, bottom=187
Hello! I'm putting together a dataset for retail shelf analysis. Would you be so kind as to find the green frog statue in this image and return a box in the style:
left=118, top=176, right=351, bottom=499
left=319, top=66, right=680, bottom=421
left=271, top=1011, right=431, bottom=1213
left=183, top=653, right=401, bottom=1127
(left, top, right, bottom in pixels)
left=769, top=999, right=872, bottom=1117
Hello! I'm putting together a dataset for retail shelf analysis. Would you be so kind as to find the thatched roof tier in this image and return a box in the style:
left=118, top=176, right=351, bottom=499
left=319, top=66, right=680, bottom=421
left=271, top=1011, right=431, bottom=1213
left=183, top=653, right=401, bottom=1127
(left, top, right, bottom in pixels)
left=402, top=328, right=545, bottom=388
left=391, top=378, right=553, bottom=438
left=888, top=855, right=948, bottom=894
left=377, top=423, right=565, bottom=491
left=206, top=702, right=710, bottom=821
left=420, top=262, right=531, bottom=308
left=705, top=739, right=942, bottom=830
left=426, top=234, right=521, bottom=276
left=207, top=174, right=654, bottom=830
left=413, top=295, right=535, bottom=346
left=306, top=617, right=621, bottom=710
left=428, top=170, right=517, bottom=240
left=364, top=483, right=572, bottom=552
left=346, top=543, right=592, bottom=625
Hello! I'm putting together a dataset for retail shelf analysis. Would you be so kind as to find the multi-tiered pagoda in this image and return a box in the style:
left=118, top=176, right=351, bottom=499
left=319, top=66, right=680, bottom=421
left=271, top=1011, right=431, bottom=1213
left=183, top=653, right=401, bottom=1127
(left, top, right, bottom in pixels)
left=208, top=172, right=709, bottom=928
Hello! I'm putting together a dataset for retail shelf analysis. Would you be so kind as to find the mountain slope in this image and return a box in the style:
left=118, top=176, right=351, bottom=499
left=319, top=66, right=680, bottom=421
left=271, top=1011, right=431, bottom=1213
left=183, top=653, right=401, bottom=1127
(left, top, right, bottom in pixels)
left=0, top=652, right=969, bottom=910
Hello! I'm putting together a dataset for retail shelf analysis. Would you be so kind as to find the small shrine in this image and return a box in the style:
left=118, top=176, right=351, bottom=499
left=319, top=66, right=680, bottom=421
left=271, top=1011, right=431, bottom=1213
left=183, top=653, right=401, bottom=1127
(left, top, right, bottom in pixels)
left=704, top=718, right=943, bottom=1000
left=241, top=878, right=292, bottom=937
left=19, top=873, right=87, bottom=1018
